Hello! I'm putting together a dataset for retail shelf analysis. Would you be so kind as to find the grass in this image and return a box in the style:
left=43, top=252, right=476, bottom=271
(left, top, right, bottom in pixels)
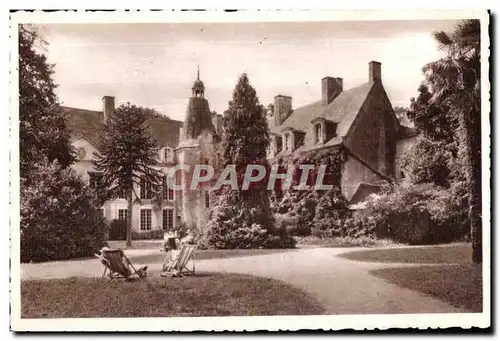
left=295, top=235, right=394, bottom=248
left=129, top=248, right=295, bottom=265
left=370, top=264, right=483, bottom=312
left=21, top=273, right=324, bottom=318
left=339, top=244, right=482, bottom=312
left=339, top=243, right=471, bottom=264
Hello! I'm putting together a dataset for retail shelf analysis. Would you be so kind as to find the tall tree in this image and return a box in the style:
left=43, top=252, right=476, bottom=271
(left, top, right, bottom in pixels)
left=406, top=85, right=455, bottom=143
left=19, top=25, right=75, bottom=178
left=221, top=74, right=270, bottom=177
left=202, top=74, right=294, bottom=249
left=93, top=103, right=164, bottom=247
left=424, top=19, right=482, bottom=263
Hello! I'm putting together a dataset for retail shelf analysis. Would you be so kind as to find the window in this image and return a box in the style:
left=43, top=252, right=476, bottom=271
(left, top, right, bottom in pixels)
left=205, top=191, right=210, bottom=208
left=118, top=209, right=128, bottom=221
left=315, top=123, right=323, bottom=144
left=267, top=143, right=274, bottom=157
left=140, top=178, right=152, bottom=199
left=284, top=134, right=289, bottom=151
left=88, top=172, right=103, bottom=189
left=164, top=148, right=173, bottom=162
left=163, top=176, right=174, bottom=201
left=77, top=147, right=86, bottom=159
left=140, top=209, right=152, bottom=231
left=162, top=209, right=174, bottom=231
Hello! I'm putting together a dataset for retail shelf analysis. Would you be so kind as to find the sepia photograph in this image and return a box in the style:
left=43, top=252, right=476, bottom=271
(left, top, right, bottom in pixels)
left=10, top=10, right=490, bottom=331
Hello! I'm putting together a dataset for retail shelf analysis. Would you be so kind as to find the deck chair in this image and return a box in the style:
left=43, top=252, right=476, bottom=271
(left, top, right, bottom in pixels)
left=161, top=244, right=198, bottom=277
left=95, top=248, right=148, bottom=281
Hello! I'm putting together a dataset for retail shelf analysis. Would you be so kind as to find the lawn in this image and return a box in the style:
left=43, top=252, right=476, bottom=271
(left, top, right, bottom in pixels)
left=21, top=273, right=324, bottom=318
left=339, top=243, right=471, bottom=264
left=370, top=264, right=483, bottom=312
left=128, top=248, right=295, bottom=265
left=339, top=243, right=482, bottom=313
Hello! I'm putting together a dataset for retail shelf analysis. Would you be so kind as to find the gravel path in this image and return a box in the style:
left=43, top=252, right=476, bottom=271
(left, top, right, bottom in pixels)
left=20, top=247, right=464, bottom=314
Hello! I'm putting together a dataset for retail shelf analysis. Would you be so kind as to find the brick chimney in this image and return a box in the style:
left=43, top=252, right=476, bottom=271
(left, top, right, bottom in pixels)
left=321, top=77, right=341, bottom=104
left=369, top=61, right=382, bottom=83
left=102, top=96, right=115, bottom=121
left=274, top=95, right=292, bottom=126
left=336, top=78, right=343, bottom=92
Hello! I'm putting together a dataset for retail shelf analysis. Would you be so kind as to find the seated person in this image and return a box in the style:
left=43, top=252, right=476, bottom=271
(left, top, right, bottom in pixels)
left=161, top=232, right=181, bottom=274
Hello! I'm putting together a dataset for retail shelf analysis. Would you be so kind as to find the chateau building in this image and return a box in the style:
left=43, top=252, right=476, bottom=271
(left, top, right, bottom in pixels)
left=64, top=62, right=417, bottom=234
left=64, top=70, right=222, bottom=235
left=266, top=61, right=417, bottom=202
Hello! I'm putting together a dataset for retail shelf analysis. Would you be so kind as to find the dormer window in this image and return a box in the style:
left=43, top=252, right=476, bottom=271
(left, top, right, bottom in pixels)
left=77, top=147, right=86, bottom=160
left=284, top=133, right=290, bottom=151
left=314, top=123, right=323, bottom=144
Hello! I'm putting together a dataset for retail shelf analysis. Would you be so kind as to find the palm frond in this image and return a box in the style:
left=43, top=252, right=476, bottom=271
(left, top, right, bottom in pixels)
left=433, top=31, right=454, bottom=52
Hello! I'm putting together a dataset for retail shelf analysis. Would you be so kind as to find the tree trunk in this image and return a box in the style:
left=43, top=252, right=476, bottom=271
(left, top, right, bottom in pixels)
left=126, top=187, right=133, bottom=247
left=462, top=99, right=482, bottom=263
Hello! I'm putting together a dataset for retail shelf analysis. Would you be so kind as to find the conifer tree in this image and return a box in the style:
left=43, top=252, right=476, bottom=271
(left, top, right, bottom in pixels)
left=19, top=25, right=75, bottom=179
left=93, top=103, right=164, bottom=246
left=201, top=74, right=295, bottom=249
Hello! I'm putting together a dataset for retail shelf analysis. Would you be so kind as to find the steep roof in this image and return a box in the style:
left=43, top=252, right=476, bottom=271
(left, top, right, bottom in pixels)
left=183, top=97, right=216, bottom=140
left=63, top=106, right=183, bottom=148
left=271, top=82, right=375, bottom=152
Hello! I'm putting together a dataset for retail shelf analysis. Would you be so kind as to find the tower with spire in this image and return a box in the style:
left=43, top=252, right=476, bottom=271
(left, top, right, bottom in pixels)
left=176, top=67, right=223, bottom=236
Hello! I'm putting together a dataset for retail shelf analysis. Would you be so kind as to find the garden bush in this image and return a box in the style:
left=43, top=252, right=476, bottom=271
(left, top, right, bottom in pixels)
left=360, top=182, right=468, bottom=245
left=131, top=229, right=165, bottom=240
left=199, top=189, right=296, bottom=249
left=20, top=161, right=109, bottom=262
left=311, top=188, right=352, bottom=238
left=274, top=190, right=319, bottom=236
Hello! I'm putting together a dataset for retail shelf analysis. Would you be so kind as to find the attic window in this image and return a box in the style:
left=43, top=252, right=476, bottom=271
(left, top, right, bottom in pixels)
left=314, top=123, right=323, bottom=144
left=284, top=133, right=290, bottom=151
left=77, top=147, right=86, bottom=160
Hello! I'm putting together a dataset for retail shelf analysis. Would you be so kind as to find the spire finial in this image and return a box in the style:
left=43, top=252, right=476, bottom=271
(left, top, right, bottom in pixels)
left=197, top=65, right=200, bottom=80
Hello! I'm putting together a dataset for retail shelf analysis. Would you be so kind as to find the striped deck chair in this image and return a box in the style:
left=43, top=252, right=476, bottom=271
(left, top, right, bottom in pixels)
left=161, top=244, right=198, bottom=277
left=95, top=248, right=148, bottom=281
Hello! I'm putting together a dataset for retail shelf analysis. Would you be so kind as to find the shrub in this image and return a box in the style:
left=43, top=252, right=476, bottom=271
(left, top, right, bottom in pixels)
left=295, top=235, right=394, bottom=247
left=20, top=161, right=108, bottom=262
left=131, top=229, right=165, bottom=240
left=108, top=219, right=127, bottom=240
left=311, top=188, right=352, bottom=238
left=274, top=190, right=319, bottom=236
left=361, top=182, right=468, bottom=245
left=199, top=189, right=296, bottom=249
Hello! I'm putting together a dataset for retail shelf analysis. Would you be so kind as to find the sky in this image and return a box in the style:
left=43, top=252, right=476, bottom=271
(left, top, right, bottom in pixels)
left=36, top=20, right=458, bottom=122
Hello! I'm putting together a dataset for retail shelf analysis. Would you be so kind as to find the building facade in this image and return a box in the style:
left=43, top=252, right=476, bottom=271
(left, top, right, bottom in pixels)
left=266, top=61, right=418, bottom=202
left=64, top=71, right=222, bottom=236
left=65, top=62, right=417, bottom=235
